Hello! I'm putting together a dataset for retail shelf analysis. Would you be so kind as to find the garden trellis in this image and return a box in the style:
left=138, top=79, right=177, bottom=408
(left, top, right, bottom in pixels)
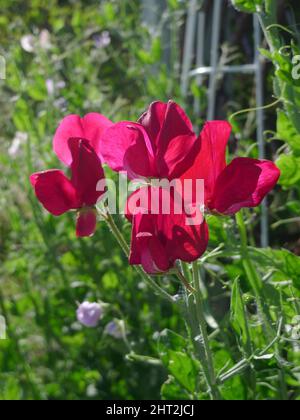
left=181, top=0, right=269, bottom=247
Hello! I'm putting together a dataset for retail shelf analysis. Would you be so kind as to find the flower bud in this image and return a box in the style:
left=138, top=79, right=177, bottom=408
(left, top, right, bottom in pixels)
left=77, top=302, right=103, bottom=328
left=104, top=319, right=125, bottom=339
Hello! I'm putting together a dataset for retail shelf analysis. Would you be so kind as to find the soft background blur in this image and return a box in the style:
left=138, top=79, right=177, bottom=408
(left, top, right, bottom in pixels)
left=0, top=0, right=300, bottom=400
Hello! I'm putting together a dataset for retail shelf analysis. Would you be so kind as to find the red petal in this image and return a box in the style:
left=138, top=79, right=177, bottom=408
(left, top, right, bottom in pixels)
left=69, top=138, right=106, bottom=207
left=129, top=214, right=171, bottom=274
left=53, top=113, right=112, bottom=166
left=211, top=157, right=281, bottom=214
left=139, top=101, right=198, bottom=179
left=138, top=101, right=169, bottom=147
left=181, top=121, right=232, bottom=205
left=126, top=187, right=208, bottom=272
left=166, top=215, right=209, bottom=264
left=30, top=170, right=78, bottom=216
left=101, top=122, right=156, bottom=179
left=76, top=208, right=97, bottom=237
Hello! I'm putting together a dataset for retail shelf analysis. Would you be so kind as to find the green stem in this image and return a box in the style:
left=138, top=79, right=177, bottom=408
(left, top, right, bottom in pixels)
left=175, top=268, right=195, bottom=294
left=191, top=262, right=221, bottom=400
left=235, top=211, right=274, bottom=339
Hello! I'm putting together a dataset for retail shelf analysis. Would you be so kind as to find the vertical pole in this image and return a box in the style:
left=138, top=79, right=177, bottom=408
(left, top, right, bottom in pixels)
left=254, top=14, right=268, bottom=248
left=181, top=0, right=198, bottom=97
left=207, top=0, right=222, bottom=120
left=194, top=11, right=206, bottom=119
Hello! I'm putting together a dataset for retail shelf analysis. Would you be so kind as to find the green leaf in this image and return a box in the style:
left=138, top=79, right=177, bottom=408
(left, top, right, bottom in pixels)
left=276, top=154, right=300, bottom=188
left=231, top=279, right=251, bottom=350
left=161, top=375, right=190, bottom=400
left=259, top=48, right=273, bottom=61
left=277, top=110, right=300, bottom=155
left=250, top=247, right=300, bottom=290
left=157, top=329, right=198, bottom=393
left=231, top=0, right=263, bottom=13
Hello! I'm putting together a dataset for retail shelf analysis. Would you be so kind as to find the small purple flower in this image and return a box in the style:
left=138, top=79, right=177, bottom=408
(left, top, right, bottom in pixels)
left=46, top=79, right=55, bottom=96
left=46, top=80, right=66, bottom=97
left=94, top=31, right=111, bottom=49
left=104, top=320, right=124, bottom=339
left=77, top=302, right=103, bottom=328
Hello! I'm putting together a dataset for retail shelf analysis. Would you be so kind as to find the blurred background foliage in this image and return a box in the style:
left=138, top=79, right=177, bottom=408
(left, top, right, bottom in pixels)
left=0, top=0, right=300, bottom=400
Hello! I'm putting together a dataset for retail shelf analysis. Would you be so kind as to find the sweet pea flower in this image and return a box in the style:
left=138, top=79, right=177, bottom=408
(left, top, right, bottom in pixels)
left=181, top=121, right=280, bottom=215
left=101, top=101, right=200, bottom=180
left=77, top=302, right=103, bottom=328
left=125, top=186, right=208, bottom=274
left=104, top=320, right=125, bottom=339
left=30, top=113, right=113, bottom=237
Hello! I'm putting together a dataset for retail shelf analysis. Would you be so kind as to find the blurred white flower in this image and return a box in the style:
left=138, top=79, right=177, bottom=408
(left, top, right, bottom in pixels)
left=54, top=97, right=67, bottom=111
left=39, top=29, right=51, bottom=50
left=56, top=80, right=66, bottom=90
left=76, top=302, right=103, bottom=328
left=8, top=131, right=28, bottom=157
left=94, top=31, right=111, bottom=48
left=86, top=383, right=98, bottom=398
left=46, top=79, right=66, bottom=96
left=21, top=29, right=51, bottom=53
left=21, top=35, right=35, bottom=52
left=104, top=319, right=125, bottom=339
left=46, top=79, right=55, bottom=96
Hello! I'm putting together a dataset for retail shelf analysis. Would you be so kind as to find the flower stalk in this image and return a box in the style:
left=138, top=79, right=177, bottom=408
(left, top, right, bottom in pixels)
left=191, top=262, right=221, bottom=400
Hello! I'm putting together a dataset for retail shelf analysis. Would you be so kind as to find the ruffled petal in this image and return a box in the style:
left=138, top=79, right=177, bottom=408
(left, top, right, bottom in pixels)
left=126, top=187, right=208, bottom=273
left=181, top=121, right=232, bottom=205
left=101, top=122, right=155, bottom=179
left=76, top=208, right=97, bottom=237
left=129, top=214, right=171, bottom=274
left=211, top=157, right=281, bottom=214
left=145, top=101, right=198, bottom=179
left=69, top=138, right=106, bottom=207
left=30, top=170, right=78, bottom=216
left=166, top=215, right=209, bottom=264
left=53, top=113, right=112, bottom=166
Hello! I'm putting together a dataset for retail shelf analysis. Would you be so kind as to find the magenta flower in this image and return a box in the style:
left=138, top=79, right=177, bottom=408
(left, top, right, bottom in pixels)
left=30, top=114, right=112, bottom=237
left=101, top=101, right=200, bottom=180
left=181, top=121, right=281, bottom=215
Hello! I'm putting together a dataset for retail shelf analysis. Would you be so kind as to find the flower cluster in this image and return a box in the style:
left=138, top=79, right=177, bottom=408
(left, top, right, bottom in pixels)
left=30, top=101, right=280, bottom=274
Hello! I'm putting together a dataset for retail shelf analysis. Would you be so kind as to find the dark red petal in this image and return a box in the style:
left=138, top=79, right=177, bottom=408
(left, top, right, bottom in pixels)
left=166, top=216, right=209, bottom=264
left=69, top=138, right=106, bottom=207
left=76, top=208, right=97, bottom=237
left=53, top=113, right=112, bottom=166
left=154, top=101, right=198, bottom=179
left=181, top=121, right=232, bottom=205
left=30, top=170, right=78, bottom=216
left=138, top=101, right=169, bottom=148
left=126, top=187, right=208, bottom=271
left=156, top=189, right=209, bottom=263
left=129, top=214, right=171, bottom=274
left=101, top=122, right=156, bottom=179
left=211, top=157, right=281, bottom=215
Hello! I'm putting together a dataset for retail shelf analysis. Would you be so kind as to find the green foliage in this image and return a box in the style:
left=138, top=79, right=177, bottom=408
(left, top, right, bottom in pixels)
left=276, top=154, right=300, bottom=188
left=0, top=0, right=300, bottom=401
left=231, top=0, right=263, bottom=13
left=231, top=279, right=251, bottom=350
left=157, top=329, right=199, bottom=396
